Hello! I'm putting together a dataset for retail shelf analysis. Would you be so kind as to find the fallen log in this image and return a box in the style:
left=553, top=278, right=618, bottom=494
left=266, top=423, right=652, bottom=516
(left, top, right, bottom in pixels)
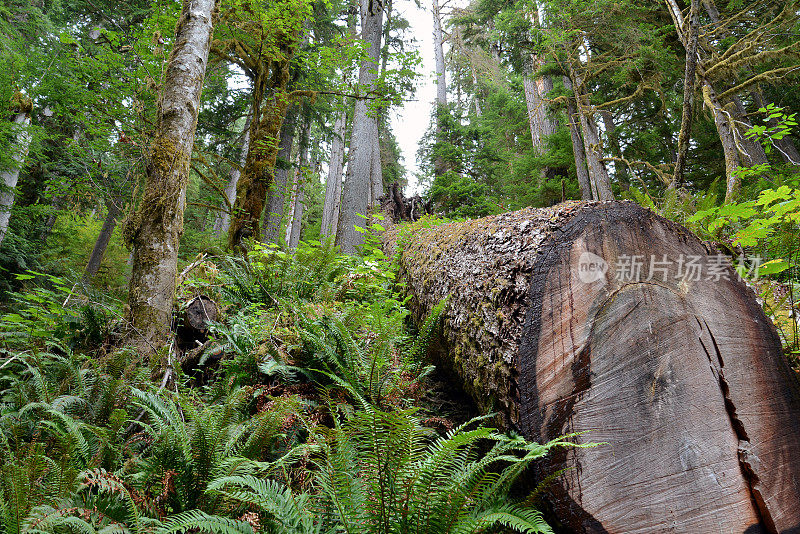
left=386, top=200, right=800, bottom=533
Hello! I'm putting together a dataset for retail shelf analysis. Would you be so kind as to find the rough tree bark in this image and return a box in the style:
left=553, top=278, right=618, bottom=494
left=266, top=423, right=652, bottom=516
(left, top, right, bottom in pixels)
left=84, top=199, right=122, bottom=280
left=385, top=200, right=800, bottom=533
left=212, top=110, right=252, bottom=237
left=432, top=0, right=447, bottom=110
left=336, top=0, right=384, bottom=254
left=263, top=104, right=299, bottom=244
left=127, top=0, right=218, bottom=351
left=321, top=107, right=346, bottom=238
left=0, top=98, right=32, bottom=247
left=228, top=80, right=291, bottom=247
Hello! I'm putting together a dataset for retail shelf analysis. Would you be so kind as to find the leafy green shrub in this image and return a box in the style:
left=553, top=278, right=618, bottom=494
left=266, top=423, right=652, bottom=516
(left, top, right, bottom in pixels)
left=0, top=271, right=120, bottom=351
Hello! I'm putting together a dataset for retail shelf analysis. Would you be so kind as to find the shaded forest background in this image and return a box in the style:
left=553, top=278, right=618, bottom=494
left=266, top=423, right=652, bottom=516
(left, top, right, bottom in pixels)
left=0, top=0, right=799, bottom=532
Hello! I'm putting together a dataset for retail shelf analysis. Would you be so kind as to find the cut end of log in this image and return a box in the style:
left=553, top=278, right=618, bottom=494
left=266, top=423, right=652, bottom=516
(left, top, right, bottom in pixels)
left=388, top=200, right=800, bottom=533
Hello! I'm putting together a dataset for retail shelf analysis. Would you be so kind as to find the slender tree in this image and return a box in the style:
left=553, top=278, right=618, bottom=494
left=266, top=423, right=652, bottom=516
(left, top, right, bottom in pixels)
left=287, top=109, right=311, bottom=248
left=563, top=81, right=592, bottom=200
left=84, top=198, right=122, bottom=280
left=671, top=0, right=700, bottom=189
left=321, top=105, right=346, bottom=238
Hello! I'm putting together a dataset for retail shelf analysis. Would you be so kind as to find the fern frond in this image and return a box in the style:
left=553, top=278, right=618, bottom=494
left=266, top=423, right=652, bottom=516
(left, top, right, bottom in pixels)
left=154, top=511, right=252, bottom=534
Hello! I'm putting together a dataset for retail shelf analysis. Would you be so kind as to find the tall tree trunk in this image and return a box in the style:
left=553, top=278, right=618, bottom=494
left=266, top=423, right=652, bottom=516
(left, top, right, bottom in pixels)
left=703, top=80, right=745, bottom=202
left=263, top=104, right=299, bottom=244
left=471, top=65, right=482, bottom=118
left=336, top=0, right=384, bottom=254
left=667, top=0, right=743, bottom=202
left=563, top=77, right=592, bottom=200
left=322, top=107, right=346, bottom=238
left=369, top=120, right=383, bottom=205
left=321, top=4, right=356, bottom=239
left=228, top=65, right=294, bottom=248
left=84, top=199, right=121, bottom=280
left=523, top=74, right=557, bottom=152
left=432, top=0, right=449, bottom=178
left=432, top=0, right=447, bottom=109
left=212, top=110, right=252, bottom=237
left=127, top=0, right=217, bottom=351
left=672, top=0, right=700, bottom=189
left=288, top=174, right=304, bottom=248
left=287, top=110, right=310, bottom=248
left=283, top=167, right=298, bottom=244
left=568, top=67, right=614, bottom=200
left=523, top=54, right=558, bottom=156
left=0, top=105, right=32, bottom=247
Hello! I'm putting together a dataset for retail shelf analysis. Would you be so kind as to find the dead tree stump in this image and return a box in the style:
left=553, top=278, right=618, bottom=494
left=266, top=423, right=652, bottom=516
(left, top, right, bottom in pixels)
left=386, top=200, right=800, bottom=533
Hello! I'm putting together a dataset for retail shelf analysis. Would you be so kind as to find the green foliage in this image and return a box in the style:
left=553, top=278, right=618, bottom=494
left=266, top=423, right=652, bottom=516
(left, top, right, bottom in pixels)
left=206, top=476, right=321, bottom=534
left=313, top=408, right=575, bottom=534
left=0, top=271, right=120, bottom=352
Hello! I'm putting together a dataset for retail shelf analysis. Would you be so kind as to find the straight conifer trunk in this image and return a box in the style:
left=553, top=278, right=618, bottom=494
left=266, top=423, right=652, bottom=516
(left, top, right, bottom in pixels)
left=288, top=111, right=310, bottom=248
left=0, top=108, right=32, bottom=247
left=321, top=108, right=346, bottom=238
left=432, top=0, right=447, bottom=109
left=127, top=0, right=217, bottom=351
left=432, top=0, right=449, bottom=179
left=336, top=0, right=383, bottom=254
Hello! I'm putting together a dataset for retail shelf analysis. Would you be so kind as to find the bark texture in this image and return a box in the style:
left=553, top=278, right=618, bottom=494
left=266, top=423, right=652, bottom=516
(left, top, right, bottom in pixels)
left=321, top=108, right=346, bottom=238
left=0, top=108, right=32, bottom=247
left=523, top=55, right=557, bottom=155
left=228, top=86, right=292, bottom=247
left=564, top=83, right=592, bottom=201
left=432, top=0, right=447, bottom=109
left=263, top=104, right=299, bottom=244
left=127, top=0, right=217, bottom=351
left=336, top=0, right=383, bottom=254
left=386, top=200, right=800, bottom=533
left=287, top=111, right=310, bottom=248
